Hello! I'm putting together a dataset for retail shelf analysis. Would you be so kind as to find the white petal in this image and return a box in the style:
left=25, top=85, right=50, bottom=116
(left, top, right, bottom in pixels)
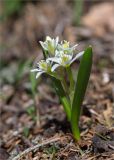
left=47, top=57, right=60, bottom=64
left=55, top=36, right=59, bottom=45
left=70, top=51, right=84, bottom=64
left=71, top=44, right=78, bottom=50
left=39, top=41, right=44, bottom=47
left=46, top=36, right=52, bottom=41
left=75, top=51, right=84, bottom=59
left=39, top=41, right=47, bottom=50
left=36, top=71, right=45, bottom=79
left=55, top=50, right=60, bottom=56
left=31, top=69, right=39, bottom=72
left=51, top=64, right=60, bottom=72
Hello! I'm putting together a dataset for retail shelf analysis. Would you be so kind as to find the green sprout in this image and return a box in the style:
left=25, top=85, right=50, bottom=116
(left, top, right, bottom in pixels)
left=31, top=36, right=93, bottom=140
left=73, top=0, right=84, bottom=26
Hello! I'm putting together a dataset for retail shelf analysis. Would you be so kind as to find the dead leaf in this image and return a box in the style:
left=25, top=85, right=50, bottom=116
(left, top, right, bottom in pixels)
left=82, top=3, right=114, bottom=37
left=0, top=148, right=9, bottom=160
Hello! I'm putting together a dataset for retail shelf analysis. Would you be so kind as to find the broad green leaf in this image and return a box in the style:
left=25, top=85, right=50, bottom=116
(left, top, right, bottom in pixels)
left=71, top=47, right=92, bottom=140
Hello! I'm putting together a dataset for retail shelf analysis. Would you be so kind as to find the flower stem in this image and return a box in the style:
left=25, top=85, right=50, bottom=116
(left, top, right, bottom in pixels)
left=52, top=77, right=71, bottom=121
left=66, top=66, right=75, bottom=103
left=62, top=78, right=69, bottom=94
left=72, top=123, right=80, bottom=140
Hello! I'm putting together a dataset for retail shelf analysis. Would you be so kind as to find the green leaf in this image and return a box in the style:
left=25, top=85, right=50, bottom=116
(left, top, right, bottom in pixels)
left=23, top=127, right=30, bottom=137
left=73, top=0, right=84, bottom=25
left=43, top=50, right=48, bottom=59
left=71, top=47, right=93, bottom=140
left=30, top=72, right=37, bottom=97
left=52, top=77, right=71, bottom=121
left=15, top=59, right=32, bottom=85
left=66, top=66, right=75, bottom=104
left=26, top=106, right=36, bottom=121
left=2, top=0, right=23, bottom=20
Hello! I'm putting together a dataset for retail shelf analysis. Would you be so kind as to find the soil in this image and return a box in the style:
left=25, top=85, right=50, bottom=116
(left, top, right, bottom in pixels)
left=0, top=1, right=114, bottom=160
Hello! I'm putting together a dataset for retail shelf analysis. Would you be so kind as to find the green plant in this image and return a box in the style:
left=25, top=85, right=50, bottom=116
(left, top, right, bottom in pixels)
left=0, top=60, right=31, bottom=85
left=73, top=0, right=84, bottom=25
left=26, top=105, right=37, bottom=121
left=45, top=144, right=59, bottom=155
left=15, top=60, right=31, bottom=84
left=23, top=127, right=30, bottom=137
left=31, top=36, right=92, bottom=140
left=1, top=0, right=23, bottom=20
left=30, top=71, right=39, bottom=97
left=30, top=67, right=40, bottom=125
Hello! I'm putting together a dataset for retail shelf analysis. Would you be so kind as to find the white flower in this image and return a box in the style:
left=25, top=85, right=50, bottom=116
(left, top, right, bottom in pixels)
left=54, top=41, right=78, bottom=60
left=48, top=51, right=84, bottom=70
left=39, top=36, right=59, bottom=55
left=55, top=50, right=64, bottom=57
left=31, top=36, right=84, bottom=78
left=57, top=40, right=78, bottom=55
left=31, top=60, right=52, bottom=79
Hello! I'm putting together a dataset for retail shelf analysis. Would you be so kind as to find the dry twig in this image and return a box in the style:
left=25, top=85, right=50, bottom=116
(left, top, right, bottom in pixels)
left=12, top=136, right=60, bottom=160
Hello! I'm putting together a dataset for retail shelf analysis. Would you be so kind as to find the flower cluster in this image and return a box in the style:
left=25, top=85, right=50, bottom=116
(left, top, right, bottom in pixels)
left=31, top=36, right=84, bottom=79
